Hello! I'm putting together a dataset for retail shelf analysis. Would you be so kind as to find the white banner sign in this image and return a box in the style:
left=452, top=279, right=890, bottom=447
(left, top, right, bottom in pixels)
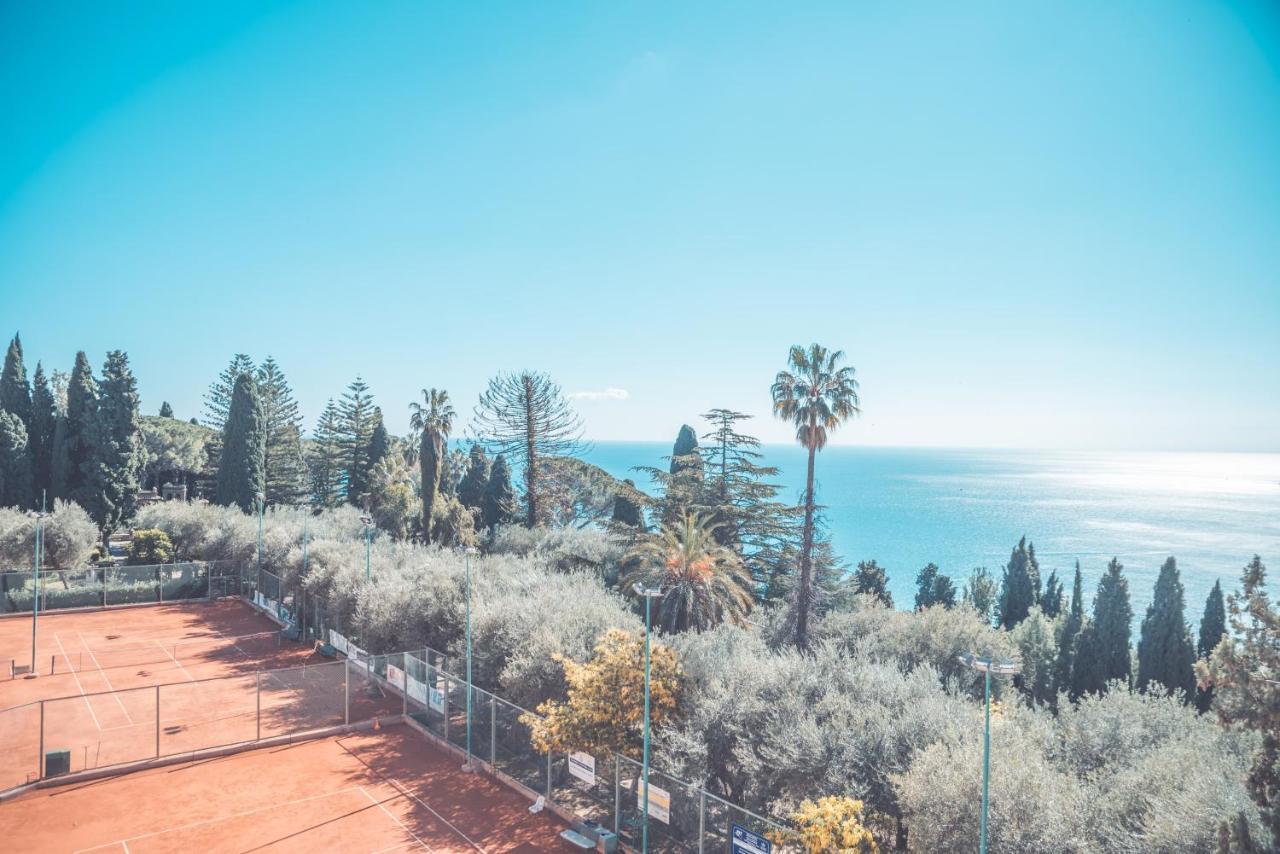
left=264, top=597, right=278, bottom=615
left=253, top=592, right=266, bottom=609
left=639, top=781, right=671, bottom=824
left=429, top=686, right=445, bottom=713
left=386, top=664, right=405, bottom=690
left=568, top=752, right=596, bottom=786
left=406, top=674, right=427, bottom=704
left=329, top=630, right=348, bottom=653
left=348, top=644, right=369, bottom=674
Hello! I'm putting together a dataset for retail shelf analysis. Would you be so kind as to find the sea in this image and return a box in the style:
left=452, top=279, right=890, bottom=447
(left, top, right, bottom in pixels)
left=582, top=443, right=1280, bottom=624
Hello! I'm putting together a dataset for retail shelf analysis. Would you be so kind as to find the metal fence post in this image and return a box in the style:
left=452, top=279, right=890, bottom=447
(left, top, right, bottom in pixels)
left=546, top=751, right=553, bottom=800
left=155, top=685, right=161, bottom=757
left=614, top=759, right=621, bottom=835
left=256, top=671, right=261, bottom=740
left=344, top=659, right=350, bottom=725
left=38, top=700, right=44, bottom=779
left=443, top=675, right=449, bottom=741
left=698, top=790, right=706, bottom=854
left=490, top=696, right=497, bottom=769
left=158, top=566, right=164, bottom=604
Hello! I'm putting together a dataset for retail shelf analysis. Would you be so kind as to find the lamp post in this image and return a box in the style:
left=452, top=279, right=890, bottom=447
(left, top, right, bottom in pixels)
left=632, top=582, right=664, bottom=854
left=255, top=492, right=265, bottom=565
left=462, top=545, right=478, bottom=771
left=359, top=515, right=374, bottom=583
left=957, top=652, right=1021, bottom=854
left=27, top=495, right=48, bottom=678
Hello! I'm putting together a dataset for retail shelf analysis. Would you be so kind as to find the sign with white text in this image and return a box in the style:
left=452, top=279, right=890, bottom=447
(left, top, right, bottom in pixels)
left=732, top=825, right=771, bottom=854
left=638, top=780, right=670, bottom=824
left=568, top=752, right=595, bottom=785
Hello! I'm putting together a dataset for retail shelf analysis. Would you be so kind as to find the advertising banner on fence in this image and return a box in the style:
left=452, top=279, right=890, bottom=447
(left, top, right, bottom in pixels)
left=264, top=597, right=277, bottom=615
left=732, top=825, right=772, bottom=854
left=386, top=664, right=405, bottom=690
left=253, top=592, right=266, bottom=609
left=329, top=630, right=348, bottom=653
left=568, top=752, right=595, bottom=785
left=639, top=780, right=671, bottom=824
left=348, top=644, right=369, bottom=673
left=406, top=674, right=427, bottom=704
left=429, top=684, right=445, bottom=713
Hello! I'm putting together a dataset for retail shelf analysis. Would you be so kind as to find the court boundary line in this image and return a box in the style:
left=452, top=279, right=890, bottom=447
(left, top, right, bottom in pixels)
left=74, top=631, right=134, bottom=725
left=359, top=785, right=434, bottom=852
left=51, top=631, right=102, bottom=731
left=70, top=784, right=367, bottom=853
left=152, top=640, right=195, bottom=682
left=383, top=774, right=487, bottom=854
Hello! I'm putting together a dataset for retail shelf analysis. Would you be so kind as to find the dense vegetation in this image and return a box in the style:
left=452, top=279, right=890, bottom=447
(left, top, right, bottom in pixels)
left=0, top=332, right=1273, bottom=851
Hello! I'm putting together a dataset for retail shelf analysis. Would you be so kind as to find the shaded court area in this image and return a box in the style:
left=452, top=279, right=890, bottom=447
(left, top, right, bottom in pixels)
left=0, top=600, right=398, bottom=789
left=0, top=724, right=567, bottom=853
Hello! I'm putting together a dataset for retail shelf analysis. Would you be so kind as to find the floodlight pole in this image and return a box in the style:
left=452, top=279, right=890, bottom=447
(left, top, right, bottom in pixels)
left=463, top=546, right=477, bottom=771
left=255, top=493, right=265, bottom=567
left=28, top=493, right=47, bottom=678
left=360, top=515, right=374, bottom=583
left=633, top=583, right=663, bottom=854
left=957, top=653, right=1020, bottom=854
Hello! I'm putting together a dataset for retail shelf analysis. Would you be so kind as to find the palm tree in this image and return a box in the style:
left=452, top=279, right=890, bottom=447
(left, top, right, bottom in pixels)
left=622, top=512, right=754, bottom=633
left=771, top=344, right=860, bottom=650
left=409, top=388, right=454, bottom=544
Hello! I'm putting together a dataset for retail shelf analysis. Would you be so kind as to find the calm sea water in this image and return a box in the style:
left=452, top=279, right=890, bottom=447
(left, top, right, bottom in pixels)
left=584, top=443, right=1280, bottom=623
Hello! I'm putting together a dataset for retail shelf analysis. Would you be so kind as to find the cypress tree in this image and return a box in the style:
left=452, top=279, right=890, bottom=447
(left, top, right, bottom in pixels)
left=852, top=559, right=893, bottom=607
left=1055, top=561, right=1085, bottom=699
left=307, top=400, right=345, bottom=508
left=1093, top=558, right=1134, bottom=688
left=204, top=354, right=255, bottom=429
left=457, top=444, right=489, bottom=510
left=88, top=351, right=143, bottom=542
left=337, top=377, right=376, bottom=505
left=215, top=374, right=265, bottom=512
left=962, top=566, right=998, bottom=624
left=256, top=357, right=308, bottom=505
left=29, top=364, right=56, bottom=500
left=51, top=352, right=97, bottom=505
left=1071, top=619, right=1106, bottom=697
left=0, top=411, right=33, bottom=508
left=998, top=536, right=1038, bottom=629
left=670, top=424, right=701, bottom=475
left=366, top=408, right=389, bottom=473
left=915, top=563, right=941, bottom=609
left=1196, top=579, right=1227, bottom=712
left=480, top=454, right=516, bottom=530
left=610, top=478, right=644, bottom=528
left=1137, top=556, right=1197, bottom=702
left=159, top=401, right=174, bottom=418
left=932, top=571, right=957, bottom=609
left=0, top=333, right=32, bottom=427
left=1041, top=569, right=1064, bottom=618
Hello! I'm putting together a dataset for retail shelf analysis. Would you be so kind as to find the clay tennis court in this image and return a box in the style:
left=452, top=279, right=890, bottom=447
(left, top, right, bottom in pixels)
left=0, top=600, right=399, bottom=790
left=0, top=723, right=567, bottom=853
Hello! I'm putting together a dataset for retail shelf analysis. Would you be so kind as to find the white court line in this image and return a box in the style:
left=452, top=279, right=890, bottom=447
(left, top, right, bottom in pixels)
left=153, top=640, right=195, bottom=682
left=71, top=785, right=366, bottom=853
left=76, top=631, right=133, bottom=725
left=359, top=786, right=433, bottom=852
left=384, top=775, right=487, bottom=854
left=120, top=841, right=130, bottom=853
left=52, top=632, right=102, bottom=731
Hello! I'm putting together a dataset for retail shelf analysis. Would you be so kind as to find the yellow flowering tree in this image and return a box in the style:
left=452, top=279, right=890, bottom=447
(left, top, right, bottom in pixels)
left=523, top=627, right=680, bottom=759
left=782, top=796, right=878, bottom=854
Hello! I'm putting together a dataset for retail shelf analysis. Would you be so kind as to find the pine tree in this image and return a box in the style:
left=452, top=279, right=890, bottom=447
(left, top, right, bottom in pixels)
left=1055, top=562, right=1085, bottom=699
left=51, top=352, right=97, bottom=506
left=852, top=559, right=893, bottom=607
left=255, top=357, right=308, bottom=506
left=1136, top=557, right=1197, bottom=702
left=87, top=351, right=143, bottom=541
left=0, top=333, right=32, bottom=427
left=457, top=444, right=490, bottom=510
left=338, top=377, right=376, bottom=506
left=159, top=401, right=174, bottom=418
left=916, top=563, right=941, bottom=609
left=0, top=411, right=33, bottom=508
left=962, top=566, right=998, bottom=624
left=1196, top=579, right=1227, bottom=712
left=214, top=374, right=265, bottom=512
left=307, top=400, right=345, bottom=507
left=1041, top=569, right=1064, bottom=618
left=366, top=408, right=389, bottom=473
left=480, top=454, right=516, bottom=530
left=204, top=354, right=255, bottom=429
left=1093, top=558, right=1134, bottom=689
left=28, top=364, right=56, bottom=501
left=997, top=536, right=1039, bottom=629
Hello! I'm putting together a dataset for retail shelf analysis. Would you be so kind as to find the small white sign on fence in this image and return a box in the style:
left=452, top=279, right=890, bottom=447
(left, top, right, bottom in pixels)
left=639, top=780, right=671, bottom=824
left=406, top=674, right=427, bottom=704
left=329, top=630, right=348, bottom=653
left=264, top=597, right=278, bottom=615
left=386, top=664, right=405, bottom=690
left=568, top=752, right=596, bottom=786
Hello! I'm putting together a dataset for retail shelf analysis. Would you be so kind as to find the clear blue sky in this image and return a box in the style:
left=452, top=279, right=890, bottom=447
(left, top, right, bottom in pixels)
left=1, top=1, right=1277, bottom=450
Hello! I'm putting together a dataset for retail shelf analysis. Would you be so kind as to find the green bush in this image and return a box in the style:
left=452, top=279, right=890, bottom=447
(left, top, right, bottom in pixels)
left=127, top=529, right=174, bottom=565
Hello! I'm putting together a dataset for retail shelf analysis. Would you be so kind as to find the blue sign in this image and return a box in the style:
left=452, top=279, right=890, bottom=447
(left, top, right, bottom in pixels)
left=731, top=824, right=771, bottom=854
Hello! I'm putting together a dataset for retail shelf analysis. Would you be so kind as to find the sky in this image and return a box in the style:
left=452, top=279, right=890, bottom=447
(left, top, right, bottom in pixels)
left=1, top=1, right=1278, bottom=451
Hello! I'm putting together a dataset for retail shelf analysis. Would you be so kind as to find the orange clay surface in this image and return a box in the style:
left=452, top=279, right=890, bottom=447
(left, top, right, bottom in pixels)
left=0, top=600, right=399, bottom=789
left=0, top=724, right=569, bottom=853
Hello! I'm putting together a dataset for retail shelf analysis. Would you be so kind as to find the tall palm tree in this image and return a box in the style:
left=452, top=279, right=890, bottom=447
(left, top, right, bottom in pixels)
left=771, top=344, right=860, bottom=650
left=409, top=388, right=454, bottom=543
left=622, top=511, right=754, bottom=633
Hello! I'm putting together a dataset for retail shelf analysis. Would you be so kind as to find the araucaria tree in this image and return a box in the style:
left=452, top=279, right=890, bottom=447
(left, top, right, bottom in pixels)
left=1136, top=556, right=1196, bottom=702
left=471, top=371, right=584, bottom=528
left=409, top=388, right=454, bottom=543
left=215, top=373, right=265, bottom=512
left=256, top=357, right=308, bottom=505
left=771, top=343, right=860, bottom=650
left=338, top=377, right=377, bottom=506
left=622, top=512, right=754, bottom=633
left=307, top=400, right=345, bottom=508
left=88, top=351, right=143, bottom=542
